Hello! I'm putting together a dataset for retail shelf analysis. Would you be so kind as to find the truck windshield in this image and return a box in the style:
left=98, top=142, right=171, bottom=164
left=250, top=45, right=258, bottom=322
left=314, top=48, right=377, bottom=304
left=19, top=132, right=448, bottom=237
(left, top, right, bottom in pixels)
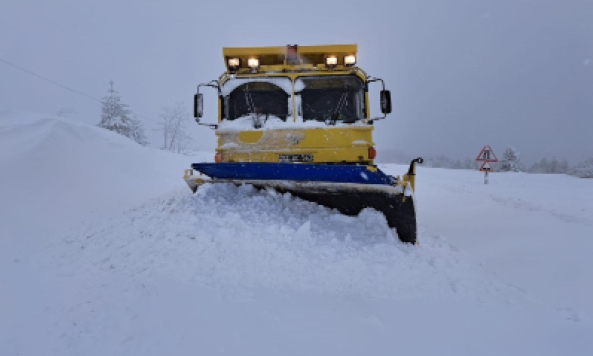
left=296, top=76, right=364, bottom=123
left=224, top=80, right=290, bottom=121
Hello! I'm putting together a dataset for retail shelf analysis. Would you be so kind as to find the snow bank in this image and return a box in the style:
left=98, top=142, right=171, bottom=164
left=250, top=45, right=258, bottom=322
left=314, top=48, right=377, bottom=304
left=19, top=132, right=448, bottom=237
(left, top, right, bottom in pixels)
left=0, top=110, right=209, bottom=237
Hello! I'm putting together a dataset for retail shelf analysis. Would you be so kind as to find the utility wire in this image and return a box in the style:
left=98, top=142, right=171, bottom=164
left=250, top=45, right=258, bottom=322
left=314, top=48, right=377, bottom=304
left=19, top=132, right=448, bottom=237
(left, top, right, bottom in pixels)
left=0, top=56, right=101, bottom=102
left=0, top=56, right=155, bottom=122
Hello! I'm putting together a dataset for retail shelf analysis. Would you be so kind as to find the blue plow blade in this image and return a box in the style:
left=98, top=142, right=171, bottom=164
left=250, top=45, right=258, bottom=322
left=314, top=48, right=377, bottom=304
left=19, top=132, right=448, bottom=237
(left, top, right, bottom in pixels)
left=186, top=162, right=417, bottom=243
left=190, top=162, right=397, bottom=186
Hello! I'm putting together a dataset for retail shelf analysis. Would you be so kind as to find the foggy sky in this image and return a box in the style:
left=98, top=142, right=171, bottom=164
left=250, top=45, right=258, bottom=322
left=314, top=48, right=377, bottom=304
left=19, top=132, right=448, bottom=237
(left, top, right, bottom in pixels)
left=1, top=0, right=592, bottom=163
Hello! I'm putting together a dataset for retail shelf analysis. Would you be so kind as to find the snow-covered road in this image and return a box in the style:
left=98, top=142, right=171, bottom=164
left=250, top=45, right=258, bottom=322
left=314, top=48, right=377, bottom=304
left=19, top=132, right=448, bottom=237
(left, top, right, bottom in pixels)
left=415, top=165, right=593, bottom=320
left=1, top=112, right=592, bottom=355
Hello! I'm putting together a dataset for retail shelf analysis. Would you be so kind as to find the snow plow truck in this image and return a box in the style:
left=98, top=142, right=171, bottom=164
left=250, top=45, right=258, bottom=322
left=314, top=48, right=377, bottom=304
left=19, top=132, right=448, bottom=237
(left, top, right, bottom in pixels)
left=184, top=44, right=423, bottom=244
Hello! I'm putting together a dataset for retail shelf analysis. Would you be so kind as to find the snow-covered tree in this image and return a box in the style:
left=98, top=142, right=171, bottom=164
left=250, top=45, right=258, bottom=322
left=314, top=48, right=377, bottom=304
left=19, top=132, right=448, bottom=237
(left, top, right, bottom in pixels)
left=529, top=157, right=548, bottom=173
left=559, top=159, right=571, bottom=174
left=548, top=156, right=570, bottom=174
left=424, top=155, right=451, bottom=168
left=499, top=147, right=520, bottom=172
left=128, top=115, right=148, bottom=146
left=529, top=156, right=570, bottom=174
left=569, top=157, right=593, bottom=178
left=157, top=103, right=192, bottom=153
left=422, top=155, right=476, bottom=170
left=98, top=80, right=147, bottom=145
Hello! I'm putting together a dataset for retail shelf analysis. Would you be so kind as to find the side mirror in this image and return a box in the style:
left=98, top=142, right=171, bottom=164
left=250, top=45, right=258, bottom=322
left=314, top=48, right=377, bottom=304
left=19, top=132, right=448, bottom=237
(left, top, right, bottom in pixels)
left=380, top=90, right=392, bottom=114
left=194, top=93, right=203, bottom=119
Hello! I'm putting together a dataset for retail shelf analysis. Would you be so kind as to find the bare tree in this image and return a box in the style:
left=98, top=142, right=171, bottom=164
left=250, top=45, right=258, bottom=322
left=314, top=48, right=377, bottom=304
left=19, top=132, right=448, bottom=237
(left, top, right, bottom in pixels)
left=158, top=103, right=192, bottom=153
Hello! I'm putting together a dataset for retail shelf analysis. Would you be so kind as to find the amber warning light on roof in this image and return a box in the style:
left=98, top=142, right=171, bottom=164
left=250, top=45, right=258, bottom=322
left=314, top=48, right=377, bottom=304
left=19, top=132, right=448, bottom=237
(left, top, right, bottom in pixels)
left=286, top=44, right=298, bottom=64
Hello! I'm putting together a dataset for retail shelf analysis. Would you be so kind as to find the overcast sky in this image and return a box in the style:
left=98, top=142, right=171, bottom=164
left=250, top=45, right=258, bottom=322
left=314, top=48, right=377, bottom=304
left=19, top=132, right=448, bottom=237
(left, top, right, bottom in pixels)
left=1, top=0, right=592, bottom=163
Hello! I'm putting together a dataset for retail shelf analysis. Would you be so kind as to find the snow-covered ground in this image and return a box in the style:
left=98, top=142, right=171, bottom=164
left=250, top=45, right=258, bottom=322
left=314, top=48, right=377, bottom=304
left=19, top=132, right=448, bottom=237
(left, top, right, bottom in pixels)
left=1, top=111, right=592, bottom=355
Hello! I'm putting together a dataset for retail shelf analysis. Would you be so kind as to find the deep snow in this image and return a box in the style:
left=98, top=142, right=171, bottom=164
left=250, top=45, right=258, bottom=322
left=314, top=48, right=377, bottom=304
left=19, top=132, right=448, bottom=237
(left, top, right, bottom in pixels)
left=1, top=111, right=592, bottom=355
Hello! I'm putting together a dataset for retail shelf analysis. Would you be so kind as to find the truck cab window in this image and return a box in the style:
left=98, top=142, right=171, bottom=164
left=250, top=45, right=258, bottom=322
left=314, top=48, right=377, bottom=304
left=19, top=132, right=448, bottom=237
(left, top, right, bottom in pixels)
left=226, top=82, right=290, bottom=121
left=297, top=76, right=364, bottom=123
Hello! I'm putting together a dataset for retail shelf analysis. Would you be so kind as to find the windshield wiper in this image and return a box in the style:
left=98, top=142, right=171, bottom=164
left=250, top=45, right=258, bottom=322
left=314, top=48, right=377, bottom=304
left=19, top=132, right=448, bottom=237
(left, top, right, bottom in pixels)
left=327, top=92, right=348, bottom=126
left=243, top=84, right=264, bottom=129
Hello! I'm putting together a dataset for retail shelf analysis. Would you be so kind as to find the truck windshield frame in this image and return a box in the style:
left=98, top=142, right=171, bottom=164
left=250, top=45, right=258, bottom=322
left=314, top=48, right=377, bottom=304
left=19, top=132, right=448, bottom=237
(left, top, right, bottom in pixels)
left=296, top=75, right=364, bottom=123
left=223, top=79, right=291, bottom=122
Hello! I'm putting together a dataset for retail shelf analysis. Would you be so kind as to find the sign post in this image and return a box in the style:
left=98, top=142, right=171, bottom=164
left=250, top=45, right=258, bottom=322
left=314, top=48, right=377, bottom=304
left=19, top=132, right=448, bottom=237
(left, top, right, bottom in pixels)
left=476, top=145, right=498, bottom=184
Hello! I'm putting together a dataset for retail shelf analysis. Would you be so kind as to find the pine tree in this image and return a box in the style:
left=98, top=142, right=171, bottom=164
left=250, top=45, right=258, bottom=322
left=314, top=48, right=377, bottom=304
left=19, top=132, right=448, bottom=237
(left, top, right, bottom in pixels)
left=500, top=147, right=520, bottom=172
left=98, top=80, right=147, bottom=145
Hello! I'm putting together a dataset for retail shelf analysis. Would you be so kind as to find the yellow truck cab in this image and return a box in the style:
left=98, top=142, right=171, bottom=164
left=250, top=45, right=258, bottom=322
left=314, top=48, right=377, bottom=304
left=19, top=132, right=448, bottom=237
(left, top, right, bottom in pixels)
left=195, top=44, right=392, bottom=165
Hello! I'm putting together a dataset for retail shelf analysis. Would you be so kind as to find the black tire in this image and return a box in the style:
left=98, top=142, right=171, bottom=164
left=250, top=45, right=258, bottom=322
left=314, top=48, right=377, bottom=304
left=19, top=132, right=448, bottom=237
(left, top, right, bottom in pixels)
left=384, top=195, right=417, bottom=244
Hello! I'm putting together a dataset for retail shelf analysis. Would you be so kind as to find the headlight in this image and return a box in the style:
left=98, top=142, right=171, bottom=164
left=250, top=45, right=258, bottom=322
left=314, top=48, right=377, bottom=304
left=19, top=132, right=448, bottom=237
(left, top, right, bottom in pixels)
left=227, top=58, right=241, bottom=69
left=344, top=55, right=356, bottom=66
left=325, top=56, right=338, bottom=67
left=247, top=58, right=259, bottom=68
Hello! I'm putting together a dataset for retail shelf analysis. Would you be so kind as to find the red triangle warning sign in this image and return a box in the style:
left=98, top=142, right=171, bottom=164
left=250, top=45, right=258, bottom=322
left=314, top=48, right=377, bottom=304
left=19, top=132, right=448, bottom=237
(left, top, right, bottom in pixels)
left=476, top=145, right=498, bottom=162
left=479, top=161, right=494, bottom=172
